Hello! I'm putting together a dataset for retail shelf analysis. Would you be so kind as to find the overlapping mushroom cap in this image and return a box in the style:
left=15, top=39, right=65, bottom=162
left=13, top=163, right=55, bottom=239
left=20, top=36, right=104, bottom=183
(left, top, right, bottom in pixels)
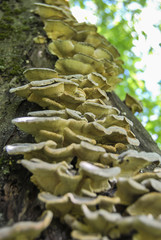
left=38, top=192, right=120, bottom=217
left=65, top=205, right=161, bottom=240
left=125, top=93, right=143, bottom=113
left=20, top=158, right=120, bottom=197
left=0, top=211, right=53, bottom=240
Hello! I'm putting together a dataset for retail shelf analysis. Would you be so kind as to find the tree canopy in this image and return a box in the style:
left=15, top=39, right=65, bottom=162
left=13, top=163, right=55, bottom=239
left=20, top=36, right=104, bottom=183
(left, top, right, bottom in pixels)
left=69, top=0, right=161, bottom=148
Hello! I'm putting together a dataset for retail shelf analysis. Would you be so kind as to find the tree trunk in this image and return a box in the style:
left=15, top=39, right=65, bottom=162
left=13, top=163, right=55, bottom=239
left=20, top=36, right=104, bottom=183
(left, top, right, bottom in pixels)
left=0, top=0, right=160, bottom=239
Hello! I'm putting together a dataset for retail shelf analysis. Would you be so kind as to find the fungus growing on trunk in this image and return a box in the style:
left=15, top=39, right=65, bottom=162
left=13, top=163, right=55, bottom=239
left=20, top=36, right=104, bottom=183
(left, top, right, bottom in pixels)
left=3, top=0, right=161, bottom=239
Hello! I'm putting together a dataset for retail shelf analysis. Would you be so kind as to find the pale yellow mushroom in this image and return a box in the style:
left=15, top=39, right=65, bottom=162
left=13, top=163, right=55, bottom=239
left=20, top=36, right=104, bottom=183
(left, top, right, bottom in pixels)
left=65, top=205, right=161, bottom=240
left=12, top=115, right=139, bottom=146
left=116, top=150, right=161, bottom=177
left=31, top=82, right=65, bottom=99
left=35, top=3, right=70, bottom=20
left=5, top=140, right=57, bottom=162
left=96, top=114, right=133, bottom=129
left=103, top=43, right=120, bottom=59
left=44, top=19, right=76, bottom=40
left=12, top=116, right=87, bottom=136
left=0, top=210, right=53, bottom=240
left=85, top=33, right=110, bottom=49
left=77, top=101, right=119, bottom=118
left=100, top=152, right=118, bottom=165
left=28, top=94, right=65, bottom=109
left=44, top=0, right=70, bottom=8
left=28, top=109, right=86, bottom=121
left=74, top=141, right=106, bottom=163
left=79, top=162, right=120, bottom=194
left=73, top=53, right=105, bottom=74
left=48, top=39, right=75, bottom=57
left=103, top=58, right=123, bottom=76
left=21, top=159, right=81, bottom=195
left=63, top=127, right=96, bottom=145
left=24, top=68, right=58, bottom=81
left=115, top=177, right=149, bottom=205
left=10, top=77, right=82, bottom=109
left=38, top=192, right=119, bottom=218
left=94, top=47, right=113, bottom=61
left=21, top=159, right=120, bottom=196
left=88, top=72, right=111, bottom=90
left=85, top=33, right=120, bottom=59
left=40, top=140, right=105, bottom=163
left=33, top=35, right=47, bottom=44
left=73, top=22, right=97, bottom=32
left=133, top=171, right=161, bottom=183
left=141, top=178, right=161, bottom=192
left=125, top=93, right=143, bottom=113
left=83, top=88, right=110, bottom=104
left=65, top=206, right=122, bottom=237
left=44, top=142, right=75, bottom=162
left=10, top=84, right=31, bottom=98
left=28, top=109, right=68, bottom=118
left=36, top=129, right=63, bottom=145
left=55, top=58, right=94, bottom=75
left=74, top=42, right=95, bottom=56
left=49, top=40, right=97, bottom=59
left=126, top=192, right=161, bottom=217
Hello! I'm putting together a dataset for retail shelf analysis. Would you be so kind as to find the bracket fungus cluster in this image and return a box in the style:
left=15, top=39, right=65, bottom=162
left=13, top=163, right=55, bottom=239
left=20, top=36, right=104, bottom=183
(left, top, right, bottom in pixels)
left=2, top=0, right=161, bottom=239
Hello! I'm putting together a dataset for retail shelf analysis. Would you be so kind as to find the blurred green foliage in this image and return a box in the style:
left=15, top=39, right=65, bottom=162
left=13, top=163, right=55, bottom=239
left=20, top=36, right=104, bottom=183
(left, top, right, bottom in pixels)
left=69, top=0, right=161, bottom=148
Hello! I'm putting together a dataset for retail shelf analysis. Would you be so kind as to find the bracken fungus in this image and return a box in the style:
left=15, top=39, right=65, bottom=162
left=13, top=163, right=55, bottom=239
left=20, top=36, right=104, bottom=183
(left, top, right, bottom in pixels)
left=2, top=0, right=161, bottom=239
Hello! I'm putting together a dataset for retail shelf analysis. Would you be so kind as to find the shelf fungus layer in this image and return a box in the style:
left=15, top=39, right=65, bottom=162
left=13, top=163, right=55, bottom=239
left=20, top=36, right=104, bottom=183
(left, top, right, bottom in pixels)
left=65, top=205, right=161, bottom=240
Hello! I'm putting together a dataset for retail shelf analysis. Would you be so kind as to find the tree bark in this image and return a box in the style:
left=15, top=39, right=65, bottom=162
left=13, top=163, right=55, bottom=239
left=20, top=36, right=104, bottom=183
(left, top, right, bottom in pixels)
left=0, top=0, right=160, bottom=239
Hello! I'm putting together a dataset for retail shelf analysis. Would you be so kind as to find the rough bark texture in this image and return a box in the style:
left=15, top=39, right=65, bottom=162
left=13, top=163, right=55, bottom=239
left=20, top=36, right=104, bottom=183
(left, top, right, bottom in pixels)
left=0, top=0, right=160, bottom=239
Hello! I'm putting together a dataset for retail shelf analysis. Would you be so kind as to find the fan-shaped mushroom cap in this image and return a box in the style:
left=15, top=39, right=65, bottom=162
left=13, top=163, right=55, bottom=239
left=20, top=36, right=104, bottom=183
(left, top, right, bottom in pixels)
left=38, top=192, right=119, bottom=217
left=24, top=68, right=58, bottom=81
left=44, top=0, right=70, bottom=8
left=0, top=210, right=53, bottom=240
left=48, top=39, right=75, bottom=57
left=28, top=109, right=86, bottom=121
left=48, top=40, right=114, bottom=65
left=56, top=58, right=94, bottom=75
left=115, top=177, right=149, bottom=205
left=77, top=102, right=119, bottom=118
left=125, top=93, right=143, bottom=113
left=79, top=161, right=120, bottom=180
left=21, top=159, right=82, bottom=195
left=35, top=3, right=71, bottom=20
left=65, top=206, right=161, bottom=240
left=63, top=127, right=96, bottom=145
left=44, top=19, right=76, bottom=40
left=97, top=114, right=133, bottom=129
left=141, top=178, right=161, bottom=192
left=117, top=150, right=161, bottom=177
left=10, top=84, right=31, bottom=98
left=83, top=88, right=110, bottom=104
left=127, top=192, right=161, bottom=217
left=5, top=140, right=57, bottom=162
left=33, top=35, right=47, bottom=44
left=133, top=171, right=161, bottom=182
left=12, top=115, right=139, bottom=146
left=85, top=33, right=120, bottom=59
left=94, top=48, right=113, bottom=61
left=88, top=72, right=111, bottom=90
left=20, top=159, right=120, bottom=196
left=72, top=22, right=97, bottom=32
